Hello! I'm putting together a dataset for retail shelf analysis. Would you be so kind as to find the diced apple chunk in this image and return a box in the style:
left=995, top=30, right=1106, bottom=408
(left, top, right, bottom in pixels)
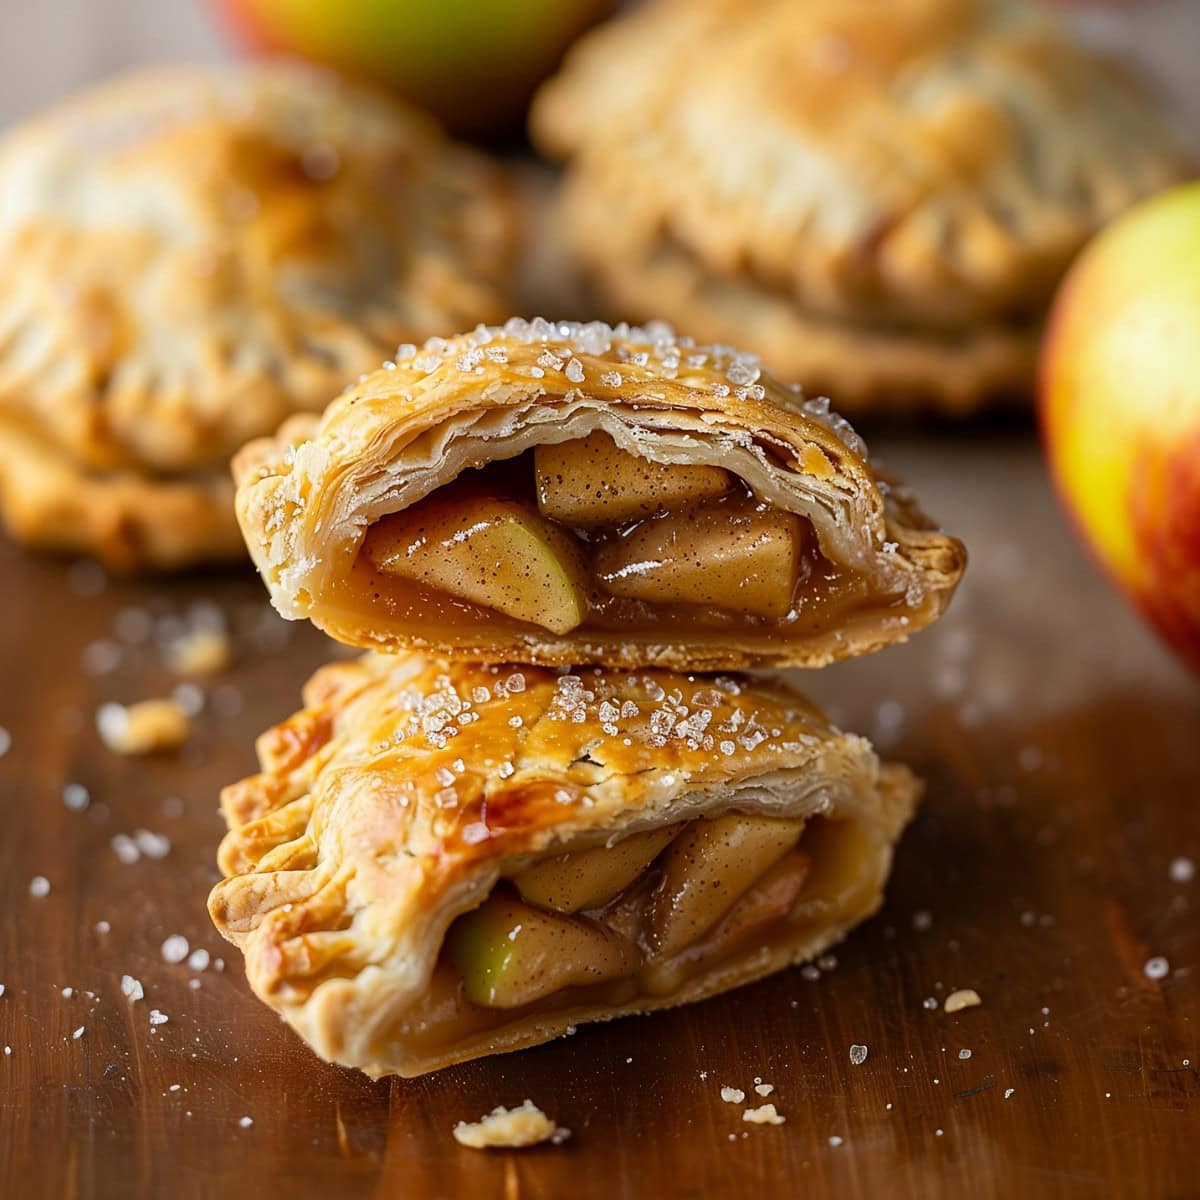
left=594, top=502, right=807, bottom=619
left=647, top=814, right=806, bottom=959
left=511, top=826, right=681, bottom=913
left=361, top=484, right=590, bottom=635
left=535, top=432, right=730, bottom=528
left=447, top=889, right=640, bottom=1009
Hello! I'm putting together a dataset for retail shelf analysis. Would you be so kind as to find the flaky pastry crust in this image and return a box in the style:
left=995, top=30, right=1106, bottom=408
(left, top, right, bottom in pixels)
left=531, top=0, right=1196, bottom=412
left=234, top=318, right=965, bottom=670
left=209, top=653, right=919, bottom=1077
left=0, top=416, right=239, bottom=571
left=0, top=62, right=517, bottom=477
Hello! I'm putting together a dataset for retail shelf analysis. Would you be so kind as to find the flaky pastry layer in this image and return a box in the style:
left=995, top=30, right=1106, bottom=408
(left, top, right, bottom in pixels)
left=234, top=318, right=965, bottom=670
left=209, top=654, right=919, bottom=1076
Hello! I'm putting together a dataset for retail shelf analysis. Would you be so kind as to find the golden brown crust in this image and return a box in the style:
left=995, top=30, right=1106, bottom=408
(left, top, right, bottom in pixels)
left=531, top=0, right=1196, bottom=411
left=0, top=62, right=518, bottom=477
left=234, top=319, right=965, bottom=670
left=0, top=415, right=240, bottom=572
left=208, top=653, right=920, bottom=1077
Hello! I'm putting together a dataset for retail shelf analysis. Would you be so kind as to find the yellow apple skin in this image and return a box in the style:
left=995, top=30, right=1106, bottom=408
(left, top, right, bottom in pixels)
left=213, top=0, right=614, bottom=138
left=1041, top=183, right=1200, bottom=674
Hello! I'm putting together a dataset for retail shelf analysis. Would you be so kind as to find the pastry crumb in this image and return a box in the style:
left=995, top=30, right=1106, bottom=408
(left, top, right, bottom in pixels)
left=97, top=699, right=189, bottom=755
left=742, top=1103, right=785, bottom=1126
left=754, top=1082, right=774, bottom=1097
left=944, top=988, right=982, bottom=1014
left=720, top=1086, right=746, bottom=1104
left=452, top=1100, right=569, bottom=1150
left=166, top=629, right=233, bottom=676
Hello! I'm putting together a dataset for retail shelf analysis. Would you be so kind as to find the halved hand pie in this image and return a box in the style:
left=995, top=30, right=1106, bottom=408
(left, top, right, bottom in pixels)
left=531, top=0, right=1196, bottom=413
left=235, top=318, right=964, bottom=669
left=0, top=62, right=517, bottom=569
left=208, top=653, right=919, bottom=1077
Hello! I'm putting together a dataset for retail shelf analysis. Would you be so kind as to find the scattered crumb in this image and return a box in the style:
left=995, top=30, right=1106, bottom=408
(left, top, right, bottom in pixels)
left=97, top=700, right=189, bottom=756
left=1144, top=957, right=1170, bottom=981
left=944, top=989, right=982, bottom=1014
left=148, top=1009, right=168, bottom=1027
left=72, top=1026, right=85, bottom=1040
left=95, top=921, right=110, bottom=935
left=828, top=1135, right=843, bottom=1148
left=166, top=629, right=233, bottom=677
left=959, top=1049, right=972, bottom=1060
left=187, top=948, right=210, bottom=972
left=849, top=1044, right=868, bottom=1066
left=29, top=875, right=50, bottom=898
left=0, top=984, right=5, bottom=997
left=1004, top=1088, right=1015, bottom=1099
left=120, top=975, right=143, bottom=1001
left=0, top=726, right=10, bottom=758
left=754, top=1082, right=774, bottom=1097
left=238, top=1116, right=254, bottom=1128
left=720, top=1087, right=746, bottom=1104
left=452, top=1100, right=569, bottom=1150
left=742, top=1104, right=785, bottom=1126
left=912, top=910, right=933, bottom=932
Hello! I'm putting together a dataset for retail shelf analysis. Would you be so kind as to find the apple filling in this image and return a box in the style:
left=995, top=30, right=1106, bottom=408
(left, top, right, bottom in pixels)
left=353, top=432, right=879, bottom=642
left=392, top=814, right=878, bottom=1057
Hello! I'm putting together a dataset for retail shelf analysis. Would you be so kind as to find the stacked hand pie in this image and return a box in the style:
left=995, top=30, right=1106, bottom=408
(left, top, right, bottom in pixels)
left=0, top=63, right=517, bottom=570
left=210, top=318, right=965, bottom=1077
left=531, top=0, right=1196, bottom=414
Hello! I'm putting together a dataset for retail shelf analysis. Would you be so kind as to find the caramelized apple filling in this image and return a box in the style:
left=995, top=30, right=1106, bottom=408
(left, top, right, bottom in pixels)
left=394, top=815, right=876, bottom=1056
left=354, top=433, right=881, bottom=642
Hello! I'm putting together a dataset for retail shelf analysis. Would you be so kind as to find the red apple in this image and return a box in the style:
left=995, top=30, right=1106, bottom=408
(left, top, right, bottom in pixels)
left=213, top=0, right=614, bottom=139
left=1041, top=182, right=1200, bottom=673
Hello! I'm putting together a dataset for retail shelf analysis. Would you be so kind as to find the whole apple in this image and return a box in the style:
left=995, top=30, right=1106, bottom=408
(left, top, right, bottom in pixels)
left=214, top=0, right=614, bottom=139
left=1041, top=182, right=1200, bottom=673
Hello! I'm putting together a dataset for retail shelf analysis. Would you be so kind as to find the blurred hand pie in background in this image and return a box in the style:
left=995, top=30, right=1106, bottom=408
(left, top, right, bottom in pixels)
left=0, top=61, right=519, bottom=572
left=531, top=0, right=1196, bottom=416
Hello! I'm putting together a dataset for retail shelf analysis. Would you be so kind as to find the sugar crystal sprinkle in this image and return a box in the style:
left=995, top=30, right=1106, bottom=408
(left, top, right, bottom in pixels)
left=161, top=935, right=189, bottom=964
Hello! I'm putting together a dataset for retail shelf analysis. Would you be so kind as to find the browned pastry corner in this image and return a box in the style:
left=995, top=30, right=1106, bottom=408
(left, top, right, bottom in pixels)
left=0, top=62, right=519, bottom=570
left=530, top=0, right=1196, bottom=414
left=209, top=652, right=919, bottom=1077
left=234, top=318, right=965, bottom=670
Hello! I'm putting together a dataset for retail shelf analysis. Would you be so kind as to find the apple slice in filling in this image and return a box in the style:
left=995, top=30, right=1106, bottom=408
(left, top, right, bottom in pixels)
left=535, top=432, right=731, bottom=529
left=361, top=484, right=591, bottom=635
left=447, top=888, right=639, bottom=1008
left=511, top=826, right=682, bottom=913
left=594, top=502, right=807, bottom=620
left=647, top=814, right=807, bottom=958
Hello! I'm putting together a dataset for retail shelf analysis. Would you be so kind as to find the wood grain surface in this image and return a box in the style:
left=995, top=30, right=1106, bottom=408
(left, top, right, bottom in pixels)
left=1, top=432, right=1198, bottom=1200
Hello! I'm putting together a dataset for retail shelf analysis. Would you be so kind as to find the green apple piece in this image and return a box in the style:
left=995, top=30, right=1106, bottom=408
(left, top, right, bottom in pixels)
left=594, top=503, right=806, bottom=619
left=447, top=889, right=639, bottom=1008
left=511, top=826, right=681, bottom=913
left=361, top=485, right=590, bottom=635
left=648, top=814, right=806, bottom=958
left=535, top=433, right=731, bottom=529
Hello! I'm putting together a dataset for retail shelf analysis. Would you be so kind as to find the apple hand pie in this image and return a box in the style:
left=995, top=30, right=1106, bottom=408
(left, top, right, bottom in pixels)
left=234, top=318, right=964, bottom=670
left=208, top=653, right=918, bottom=1078
left=0, top=62, right=517, bottom=571
left=530, top=0, right=1196, bottom=414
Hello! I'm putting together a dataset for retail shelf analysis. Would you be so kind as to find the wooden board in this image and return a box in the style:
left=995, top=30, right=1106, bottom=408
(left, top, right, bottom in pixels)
left=2, top=432, right=1198, bottom=1199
